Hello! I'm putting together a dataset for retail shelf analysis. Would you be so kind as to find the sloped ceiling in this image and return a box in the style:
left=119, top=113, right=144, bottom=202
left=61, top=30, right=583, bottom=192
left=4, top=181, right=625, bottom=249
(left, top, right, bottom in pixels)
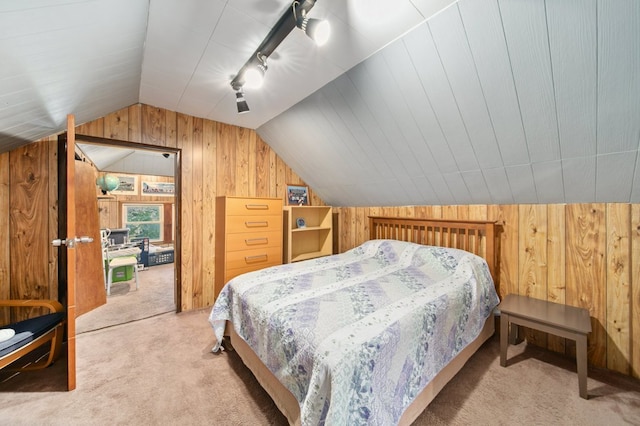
left=0, top=0, right=147, bottom=151
left=259, top=0, right=640, bottom=206
left=1, top=0, right=639, bottom=206
left=76, top=142, right=175, bottom=177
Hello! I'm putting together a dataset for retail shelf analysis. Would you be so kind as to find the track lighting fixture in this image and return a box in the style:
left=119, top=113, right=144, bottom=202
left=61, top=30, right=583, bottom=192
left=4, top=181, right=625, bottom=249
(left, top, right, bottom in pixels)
left=243, top=53, right=268, bottom=90
left=229, top=0, right=329, bottom=114
left=294, top=3, right=330, bottom=46
left=234, top=86, right=249, bottom=114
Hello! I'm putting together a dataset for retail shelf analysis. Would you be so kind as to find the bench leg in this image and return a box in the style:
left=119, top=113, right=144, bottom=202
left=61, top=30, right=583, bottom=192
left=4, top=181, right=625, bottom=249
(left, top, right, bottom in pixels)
left=509, top=323, right=523, bottom=344
left=576, top=333, right=589, bottom=399
left=500, top=313, right=509, bottom=367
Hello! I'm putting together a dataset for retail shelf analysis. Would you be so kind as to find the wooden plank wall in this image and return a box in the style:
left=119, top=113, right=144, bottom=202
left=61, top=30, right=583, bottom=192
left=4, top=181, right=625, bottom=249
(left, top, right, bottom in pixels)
left=333, top=204, right=640, bottom=378
left=73, top=104, right=323, bottom=312
left=0, top=137, right=59, bottom=323
left=0, top=151, right=10, bottom=324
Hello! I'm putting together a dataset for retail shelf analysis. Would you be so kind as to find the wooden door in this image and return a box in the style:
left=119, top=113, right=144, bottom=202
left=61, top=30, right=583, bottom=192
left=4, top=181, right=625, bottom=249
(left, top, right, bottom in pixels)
left=61, top=115, right=78, bottom=390
left=58, top=114, right=105, bottom=390
left=74, top=160, right=106, bottom=316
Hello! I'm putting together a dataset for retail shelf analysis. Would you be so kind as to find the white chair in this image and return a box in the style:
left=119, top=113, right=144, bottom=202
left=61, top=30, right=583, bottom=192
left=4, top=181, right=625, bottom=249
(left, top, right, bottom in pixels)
left=106, top=256, right=139, bottom=296
left=101, top=229, right=140, bottom=296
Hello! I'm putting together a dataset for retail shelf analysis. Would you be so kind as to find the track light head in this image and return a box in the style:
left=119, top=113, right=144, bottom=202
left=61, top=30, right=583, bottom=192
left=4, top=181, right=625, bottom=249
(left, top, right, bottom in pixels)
left=243, top=63, right=267, bottom=89
left=234, top=87, right=249, bottom=114
left=297, top=13, right=330, bottom=46
left=243, top=53, right=268, bottom=90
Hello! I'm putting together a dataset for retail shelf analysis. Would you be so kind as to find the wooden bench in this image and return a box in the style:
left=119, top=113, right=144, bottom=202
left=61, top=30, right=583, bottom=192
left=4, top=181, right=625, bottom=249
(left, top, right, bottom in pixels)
left=498, top=294, right=592, bottom=399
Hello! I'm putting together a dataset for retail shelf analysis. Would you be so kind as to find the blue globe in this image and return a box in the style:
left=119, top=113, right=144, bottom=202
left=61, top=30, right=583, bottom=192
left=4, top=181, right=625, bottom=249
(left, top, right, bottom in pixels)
left=96, top=174, right=120, bottom=192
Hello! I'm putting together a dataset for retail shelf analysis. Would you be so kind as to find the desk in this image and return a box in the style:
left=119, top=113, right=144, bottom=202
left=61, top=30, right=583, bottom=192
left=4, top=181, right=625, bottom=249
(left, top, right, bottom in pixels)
left=499, top=294, right=591, bottom=399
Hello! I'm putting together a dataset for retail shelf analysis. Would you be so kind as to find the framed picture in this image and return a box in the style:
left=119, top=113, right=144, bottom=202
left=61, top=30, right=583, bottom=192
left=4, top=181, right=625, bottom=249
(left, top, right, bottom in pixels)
left=141, top=180, right=175, bottom=197
left=110, top=175, right=138, bottom=195
left=287, top=184, right=310, bottom=206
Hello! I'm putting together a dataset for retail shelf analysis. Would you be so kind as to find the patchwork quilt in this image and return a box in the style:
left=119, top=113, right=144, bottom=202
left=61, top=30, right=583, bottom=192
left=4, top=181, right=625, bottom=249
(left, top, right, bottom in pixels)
left=209, top=239, right=499, bottom=425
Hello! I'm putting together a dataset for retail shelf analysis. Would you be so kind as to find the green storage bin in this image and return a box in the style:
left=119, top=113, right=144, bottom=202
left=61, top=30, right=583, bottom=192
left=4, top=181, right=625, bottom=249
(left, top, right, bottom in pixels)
left=105, top=260, right=135, bottom=282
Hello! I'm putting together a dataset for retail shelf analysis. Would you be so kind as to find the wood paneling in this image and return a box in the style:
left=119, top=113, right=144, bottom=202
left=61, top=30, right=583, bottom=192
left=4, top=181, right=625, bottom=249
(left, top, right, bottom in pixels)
left=334, top=203, right=640, bottom=378
left=0, top=152, right=9, bottom=324
left=178, top=114, right=194, bottom=311
left=190, top=118, right=204, bottom=309
left=9, top=142, right=52, bottom=319
left=0, top=138, right=60, bottom=325
left=566, top=204, right=606, bottom=368
left=97, top=199, right=118, bottom=229
left=489, top=204, right=519, bottom=298
left=47, top=136, right=59, bottom=301
left=632, top=205, right=640, bottom=378
left=202, top=120, right=217, bottom=307
left=142, top=105, right=166, bottom=146
left=104, top=108, right=128, bottom=140
left=605, top=203, right=630, bottom=374
left=73, top=105, right=322, bottom=313
left=547, top=204, right=566, bottom=353
left=127, top=104, right=142, bottom=143
left=519, top=204, right=548, bottom=346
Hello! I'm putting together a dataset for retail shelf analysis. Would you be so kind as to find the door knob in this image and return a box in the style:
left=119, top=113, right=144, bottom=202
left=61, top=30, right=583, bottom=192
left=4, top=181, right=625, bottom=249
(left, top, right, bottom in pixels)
left=52, top=236, right=94, bottom=248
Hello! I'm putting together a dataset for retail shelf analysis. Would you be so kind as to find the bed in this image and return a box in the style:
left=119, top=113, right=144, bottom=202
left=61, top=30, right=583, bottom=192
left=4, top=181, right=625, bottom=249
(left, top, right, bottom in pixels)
left=209, top=216, right=500, bottom=425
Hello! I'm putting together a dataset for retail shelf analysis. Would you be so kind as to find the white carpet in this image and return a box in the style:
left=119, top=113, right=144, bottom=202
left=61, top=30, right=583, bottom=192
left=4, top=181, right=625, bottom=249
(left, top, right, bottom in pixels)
left=76, top=263, right=175, bottom=334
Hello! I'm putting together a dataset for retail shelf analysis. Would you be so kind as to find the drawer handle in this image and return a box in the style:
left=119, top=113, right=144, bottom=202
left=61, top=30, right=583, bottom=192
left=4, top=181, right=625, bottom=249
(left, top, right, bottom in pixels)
left=245, top=254, right=268, bottom=263
left=245, top=221, right=268, bottom=228
left=245, top=204, right=269, bottom=210
left=245, top=237, right=268, bottom=245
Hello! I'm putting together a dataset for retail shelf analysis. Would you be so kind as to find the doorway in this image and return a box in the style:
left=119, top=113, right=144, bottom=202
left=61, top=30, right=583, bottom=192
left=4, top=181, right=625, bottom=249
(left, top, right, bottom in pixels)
left=73, top=136, right=181, bottom=333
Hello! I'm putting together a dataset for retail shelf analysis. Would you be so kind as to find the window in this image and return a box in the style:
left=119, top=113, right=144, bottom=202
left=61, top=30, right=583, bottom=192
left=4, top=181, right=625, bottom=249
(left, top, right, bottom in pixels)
left=122, top=204, right=163, bottom=242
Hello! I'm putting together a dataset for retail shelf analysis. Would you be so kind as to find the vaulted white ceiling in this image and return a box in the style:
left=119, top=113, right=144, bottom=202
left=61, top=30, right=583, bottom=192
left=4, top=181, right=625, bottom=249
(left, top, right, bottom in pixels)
left=77, top=142, right=175, bottom=177
left=1, top=0, right=639, bottom=206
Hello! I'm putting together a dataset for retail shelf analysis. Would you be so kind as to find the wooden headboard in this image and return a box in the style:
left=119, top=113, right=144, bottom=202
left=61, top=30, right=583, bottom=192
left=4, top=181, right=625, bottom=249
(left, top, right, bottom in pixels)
left=368, top=216, right=498, bottom=283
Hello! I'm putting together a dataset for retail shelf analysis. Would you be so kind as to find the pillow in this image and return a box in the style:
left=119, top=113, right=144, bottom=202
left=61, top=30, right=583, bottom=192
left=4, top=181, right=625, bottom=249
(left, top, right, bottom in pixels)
left=0, top=328, right=15, bottom=342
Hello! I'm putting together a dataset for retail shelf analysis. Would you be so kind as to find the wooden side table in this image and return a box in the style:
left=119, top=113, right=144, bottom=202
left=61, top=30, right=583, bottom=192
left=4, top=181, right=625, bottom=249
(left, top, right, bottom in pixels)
left=498, top=294, right=592, bottom=399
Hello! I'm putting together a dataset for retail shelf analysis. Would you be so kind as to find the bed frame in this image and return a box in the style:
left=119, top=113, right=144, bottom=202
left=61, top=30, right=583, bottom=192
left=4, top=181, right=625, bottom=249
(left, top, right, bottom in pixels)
left=227, top=216, right=499, bottom=425
left=368, top=216, right=498, bottom=282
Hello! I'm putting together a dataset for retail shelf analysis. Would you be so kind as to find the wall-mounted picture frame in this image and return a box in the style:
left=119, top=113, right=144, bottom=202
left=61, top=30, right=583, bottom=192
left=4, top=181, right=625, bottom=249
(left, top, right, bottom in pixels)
left=141, top=180, right=175, bottom=197
left=111, top=175, right=138, bottom=195
left=287, top=184, right=310, bottom=206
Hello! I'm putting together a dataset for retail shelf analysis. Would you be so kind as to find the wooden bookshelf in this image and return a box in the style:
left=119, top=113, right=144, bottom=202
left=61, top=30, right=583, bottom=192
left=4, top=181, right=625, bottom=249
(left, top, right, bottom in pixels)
left=283, top=205, right=333, bottom=263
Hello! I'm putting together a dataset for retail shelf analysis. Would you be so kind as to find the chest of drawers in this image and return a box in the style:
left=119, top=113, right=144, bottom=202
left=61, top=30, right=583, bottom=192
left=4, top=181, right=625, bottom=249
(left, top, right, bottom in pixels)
left=214, top=196, right=283, bottom=299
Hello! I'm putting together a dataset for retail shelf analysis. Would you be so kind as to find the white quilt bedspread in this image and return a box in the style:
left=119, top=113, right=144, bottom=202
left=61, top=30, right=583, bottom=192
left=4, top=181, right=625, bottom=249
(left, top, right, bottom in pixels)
left=209, top=239, right=499, bottom=425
